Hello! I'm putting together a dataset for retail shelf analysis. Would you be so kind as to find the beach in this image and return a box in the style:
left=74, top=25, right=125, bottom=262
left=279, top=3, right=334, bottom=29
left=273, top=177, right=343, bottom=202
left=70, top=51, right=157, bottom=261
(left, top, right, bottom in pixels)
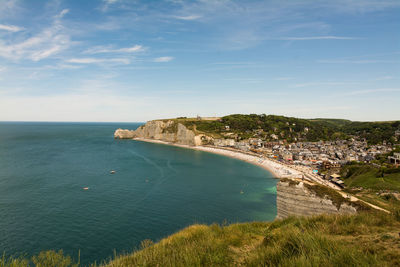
left=132, top=137, right=303, bottom=179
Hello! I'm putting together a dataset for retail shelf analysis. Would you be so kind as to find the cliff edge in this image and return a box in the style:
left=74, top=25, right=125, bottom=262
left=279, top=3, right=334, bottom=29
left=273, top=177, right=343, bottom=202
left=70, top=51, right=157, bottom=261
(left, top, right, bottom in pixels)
left=276, top=179, right=369, bottom=219
left=114, top=120, right=210, bottom=146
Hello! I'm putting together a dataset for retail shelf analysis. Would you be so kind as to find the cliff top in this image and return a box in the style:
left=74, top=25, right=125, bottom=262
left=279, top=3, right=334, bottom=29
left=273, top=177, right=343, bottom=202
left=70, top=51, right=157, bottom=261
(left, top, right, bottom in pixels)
left=3, top=211, right=399, bottom=266
left=105, top=211, right=399, bottom=267
left=279, top=178, right=371, bottom=211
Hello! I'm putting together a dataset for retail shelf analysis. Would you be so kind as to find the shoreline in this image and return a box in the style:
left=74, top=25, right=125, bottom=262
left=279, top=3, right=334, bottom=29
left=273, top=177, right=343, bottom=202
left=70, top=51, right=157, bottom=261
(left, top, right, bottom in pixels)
left=132, top=137, right=303, bottom=179
left=131, top=137, right=390, bottom=213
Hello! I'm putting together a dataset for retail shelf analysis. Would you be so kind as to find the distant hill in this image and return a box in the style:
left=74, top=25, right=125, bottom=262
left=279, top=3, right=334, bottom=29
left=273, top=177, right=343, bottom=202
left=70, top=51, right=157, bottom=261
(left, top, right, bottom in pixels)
left=175, top=114, right=400, bottom=144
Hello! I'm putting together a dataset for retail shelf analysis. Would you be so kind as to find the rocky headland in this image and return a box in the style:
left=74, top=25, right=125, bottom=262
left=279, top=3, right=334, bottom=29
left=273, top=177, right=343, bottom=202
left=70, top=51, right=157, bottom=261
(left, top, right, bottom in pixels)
left=114, top=120, right=209, bottom=146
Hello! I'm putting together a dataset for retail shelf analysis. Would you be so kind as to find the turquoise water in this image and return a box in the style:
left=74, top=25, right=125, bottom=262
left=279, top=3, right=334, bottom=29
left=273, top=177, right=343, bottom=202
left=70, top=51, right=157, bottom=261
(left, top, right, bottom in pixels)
left=0, top=122, right=277, bottom=264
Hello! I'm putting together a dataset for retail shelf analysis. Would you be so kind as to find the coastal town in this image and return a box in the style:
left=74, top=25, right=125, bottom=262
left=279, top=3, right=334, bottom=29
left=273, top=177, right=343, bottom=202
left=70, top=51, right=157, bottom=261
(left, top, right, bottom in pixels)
left=115, top=116, right=400, bottom=193
left=210, top=129, right=399, bottom=189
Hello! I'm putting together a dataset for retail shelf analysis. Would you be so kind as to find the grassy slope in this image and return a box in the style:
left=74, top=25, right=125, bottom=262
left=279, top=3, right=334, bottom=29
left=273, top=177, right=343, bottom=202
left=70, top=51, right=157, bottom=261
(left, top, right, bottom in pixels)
left=341, top=165, right=400, bottom=192
left=340, top=164, right=400, bottom=212
left=345, top=171, right=400, bottom=191
left=105, top=211, right=400, bottom=267
left=2, top=212, right=400, bottom=266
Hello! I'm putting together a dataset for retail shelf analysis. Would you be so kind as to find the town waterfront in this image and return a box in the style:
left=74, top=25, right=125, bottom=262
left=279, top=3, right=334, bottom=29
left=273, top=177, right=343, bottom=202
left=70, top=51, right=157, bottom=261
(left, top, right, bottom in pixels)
left=0, top=122, right=277, bottom=264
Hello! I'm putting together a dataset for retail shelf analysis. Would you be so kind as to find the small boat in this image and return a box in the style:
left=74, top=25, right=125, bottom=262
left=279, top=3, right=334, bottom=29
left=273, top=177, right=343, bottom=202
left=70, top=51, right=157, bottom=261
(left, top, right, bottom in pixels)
left=240, top=190, right=244, bottom=194
left=83, top=187, right=89, bottom=190
left=110, top=170, right=116, bottom=174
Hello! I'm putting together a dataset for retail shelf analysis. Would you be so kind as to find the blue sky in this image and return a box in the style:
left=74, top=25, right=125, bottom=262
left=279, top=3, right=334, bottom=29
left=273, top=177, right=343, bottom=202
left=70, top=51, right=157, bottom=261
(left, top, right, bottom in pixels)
left=0, top=0, right=399, bottom=122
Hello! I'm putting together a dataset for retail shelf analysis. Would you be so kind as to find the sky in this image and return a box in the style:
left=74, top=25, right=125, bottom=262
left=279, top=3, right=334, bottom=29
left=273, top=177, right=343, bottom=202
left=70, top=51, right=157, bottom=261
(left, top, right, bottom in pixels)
left=0, top=0, right=399, bottom=122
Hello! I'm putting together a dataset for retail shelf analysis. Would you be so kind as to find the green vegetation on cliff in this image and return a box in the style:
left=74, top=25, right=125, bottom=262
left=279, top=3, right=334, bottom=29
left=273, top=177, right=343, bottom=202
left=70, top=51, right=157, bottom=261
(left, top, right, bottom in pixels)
left=3, top=211, right=400, bottom=267
left=341, top=163, right=400, bottom=192
left=174, top=114, right=400, bottom=144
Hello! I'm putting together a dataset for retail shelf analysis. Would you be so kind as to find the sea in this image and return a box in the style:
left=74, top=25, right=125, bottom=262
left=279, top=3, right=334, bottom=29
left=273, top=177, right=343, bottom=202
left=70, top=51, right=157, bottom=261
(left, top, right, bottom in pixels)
left=0, top=122, right=277, bottom=264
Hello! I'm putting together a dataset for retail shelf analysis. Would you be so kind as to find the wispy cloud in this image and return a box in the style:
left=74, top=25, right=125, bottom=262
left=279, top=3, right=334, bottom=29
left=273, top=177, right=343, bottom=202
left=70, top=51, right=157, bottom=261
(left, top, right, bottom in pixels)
left=344, top=88, right=400, bottom=96
left=321, top=0, right=400, bottom=13
left=0, top=66, right=5, bottom=80
left=101, top=0, right=119, bottom=12
left=0, top=0, right=19, bottom=18
left=223, top=78, right=263, bottom=84
left=84, top=44, right=144, bottom=54
left=318, top=59, right=397, bottom=64
left=275, top=36, right=358, bottom=41
left=0, top=24, right=24, bottom=32
left=211, top=62, right=257, bottom=66
left=292, top=81, right=360, bottom=88
left=373, top=76, right=394, bottom=81
left=55, top=8, right=69, bottom=19
left=66, top=57, right=130, bottom=64
left=153, top=56, right=174, bottom=62
left=276, top=77, right=293, bottom=81
left=0, top=9, right=71, bottom=61
left=173, top=15, right=202, bottom=20
left=104, top=0, right=118, bottom=4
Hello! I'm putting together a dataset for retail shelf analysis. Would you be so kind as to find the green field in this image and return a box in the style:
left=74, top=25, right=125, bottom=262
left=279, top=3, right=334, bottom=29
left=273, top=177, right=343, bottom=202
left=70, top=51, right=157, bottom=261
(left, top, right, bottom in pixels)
left=341, top=165, right=400, bottom=192
left=345, top=172, right=400, bottom=191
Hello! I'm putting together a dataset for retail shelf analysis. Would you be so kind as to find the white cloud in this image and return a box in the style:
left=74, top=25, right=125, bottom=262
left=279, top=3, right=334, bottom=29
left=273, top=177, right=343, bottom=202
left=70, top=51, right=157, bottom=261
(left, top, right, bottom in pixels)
left=276, top=36, right=358, bottom=41
left=0, top=9, right=71, bottom=61
left=173, top=15, right=202, bottom=20
left=66, top=57, right=130, bottom=64
left=0, top=24, right=24, bottom=32
left=119, top=45, right=144, bottom=53
left=153, top=56, right=174, bottom=62
left=55, top=9, right=69, bottom=19
left=84, top=44, right=144, bottom=54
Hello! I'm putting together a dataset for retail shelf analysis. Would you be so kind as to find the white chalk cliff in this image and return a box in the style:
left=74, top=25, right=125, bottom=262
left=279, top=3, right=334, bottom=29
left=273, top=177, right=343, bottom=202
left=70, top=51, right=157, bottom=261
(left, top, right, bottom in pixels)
left=114, top=120, right=210, bottom=146
left=276, top=179, right=359, bottom=219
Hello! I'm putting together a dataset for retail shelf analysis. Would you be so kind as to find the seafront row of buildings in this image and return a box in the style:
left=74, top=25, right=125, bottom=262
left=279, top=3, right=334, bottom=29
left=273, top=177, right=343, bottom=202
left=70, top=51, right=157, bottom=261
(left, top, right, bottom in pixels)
left=211, top=137, right=397, bottom=187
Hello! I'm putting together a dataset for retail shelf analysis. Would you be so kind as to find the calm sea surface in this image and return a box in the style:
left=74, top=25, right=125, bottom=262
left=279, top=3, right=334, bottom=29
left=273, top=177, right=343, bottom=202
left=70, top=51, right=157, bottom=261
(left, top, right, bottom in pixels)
left=0, top=122, right=277, bottom=264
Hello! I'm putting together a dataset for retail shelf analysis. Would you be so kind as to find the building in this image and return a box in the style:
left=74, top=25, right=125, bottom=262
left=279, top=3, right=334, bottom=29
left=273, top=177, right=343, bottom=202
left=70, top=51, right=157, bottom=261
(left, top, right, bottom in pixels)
left=282, top=151, right=293, bottom=161
left=389, top=152, right=400, bottom=165
left=329, top=173, right=345, bottom=188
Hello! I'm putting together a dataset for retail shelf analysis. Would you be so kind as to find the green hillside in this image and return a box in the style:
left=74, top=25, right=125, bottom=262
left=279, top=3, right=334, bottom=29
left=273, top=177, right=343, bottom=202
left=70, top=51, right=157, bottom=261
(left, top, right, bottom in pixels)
left=174, top=114, right=400, bottom=144
left=341, top=163, right=400, bottom=192
left=3, top=212, right=400, bottom=266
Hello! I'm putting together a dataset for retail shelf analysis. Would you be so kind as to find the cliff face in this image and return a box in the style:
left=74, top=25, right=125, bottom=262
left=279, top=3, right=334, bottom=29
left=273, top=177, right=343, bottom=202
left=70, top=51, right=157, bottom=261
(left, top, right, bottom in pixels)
left=276, top=179, right=358, bottom=219
left=114, top=120, right=204, bottom=146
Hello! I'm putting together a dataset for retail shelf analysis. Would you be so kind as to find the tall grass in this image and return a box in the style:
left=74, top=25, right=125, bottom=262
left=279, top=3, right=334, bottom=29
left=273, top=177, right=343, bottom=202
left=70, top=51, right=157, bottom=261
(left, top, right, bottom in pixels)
left=2, top=211, right=400, bottom=266
left=1, top=250, right=77, bottom=267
